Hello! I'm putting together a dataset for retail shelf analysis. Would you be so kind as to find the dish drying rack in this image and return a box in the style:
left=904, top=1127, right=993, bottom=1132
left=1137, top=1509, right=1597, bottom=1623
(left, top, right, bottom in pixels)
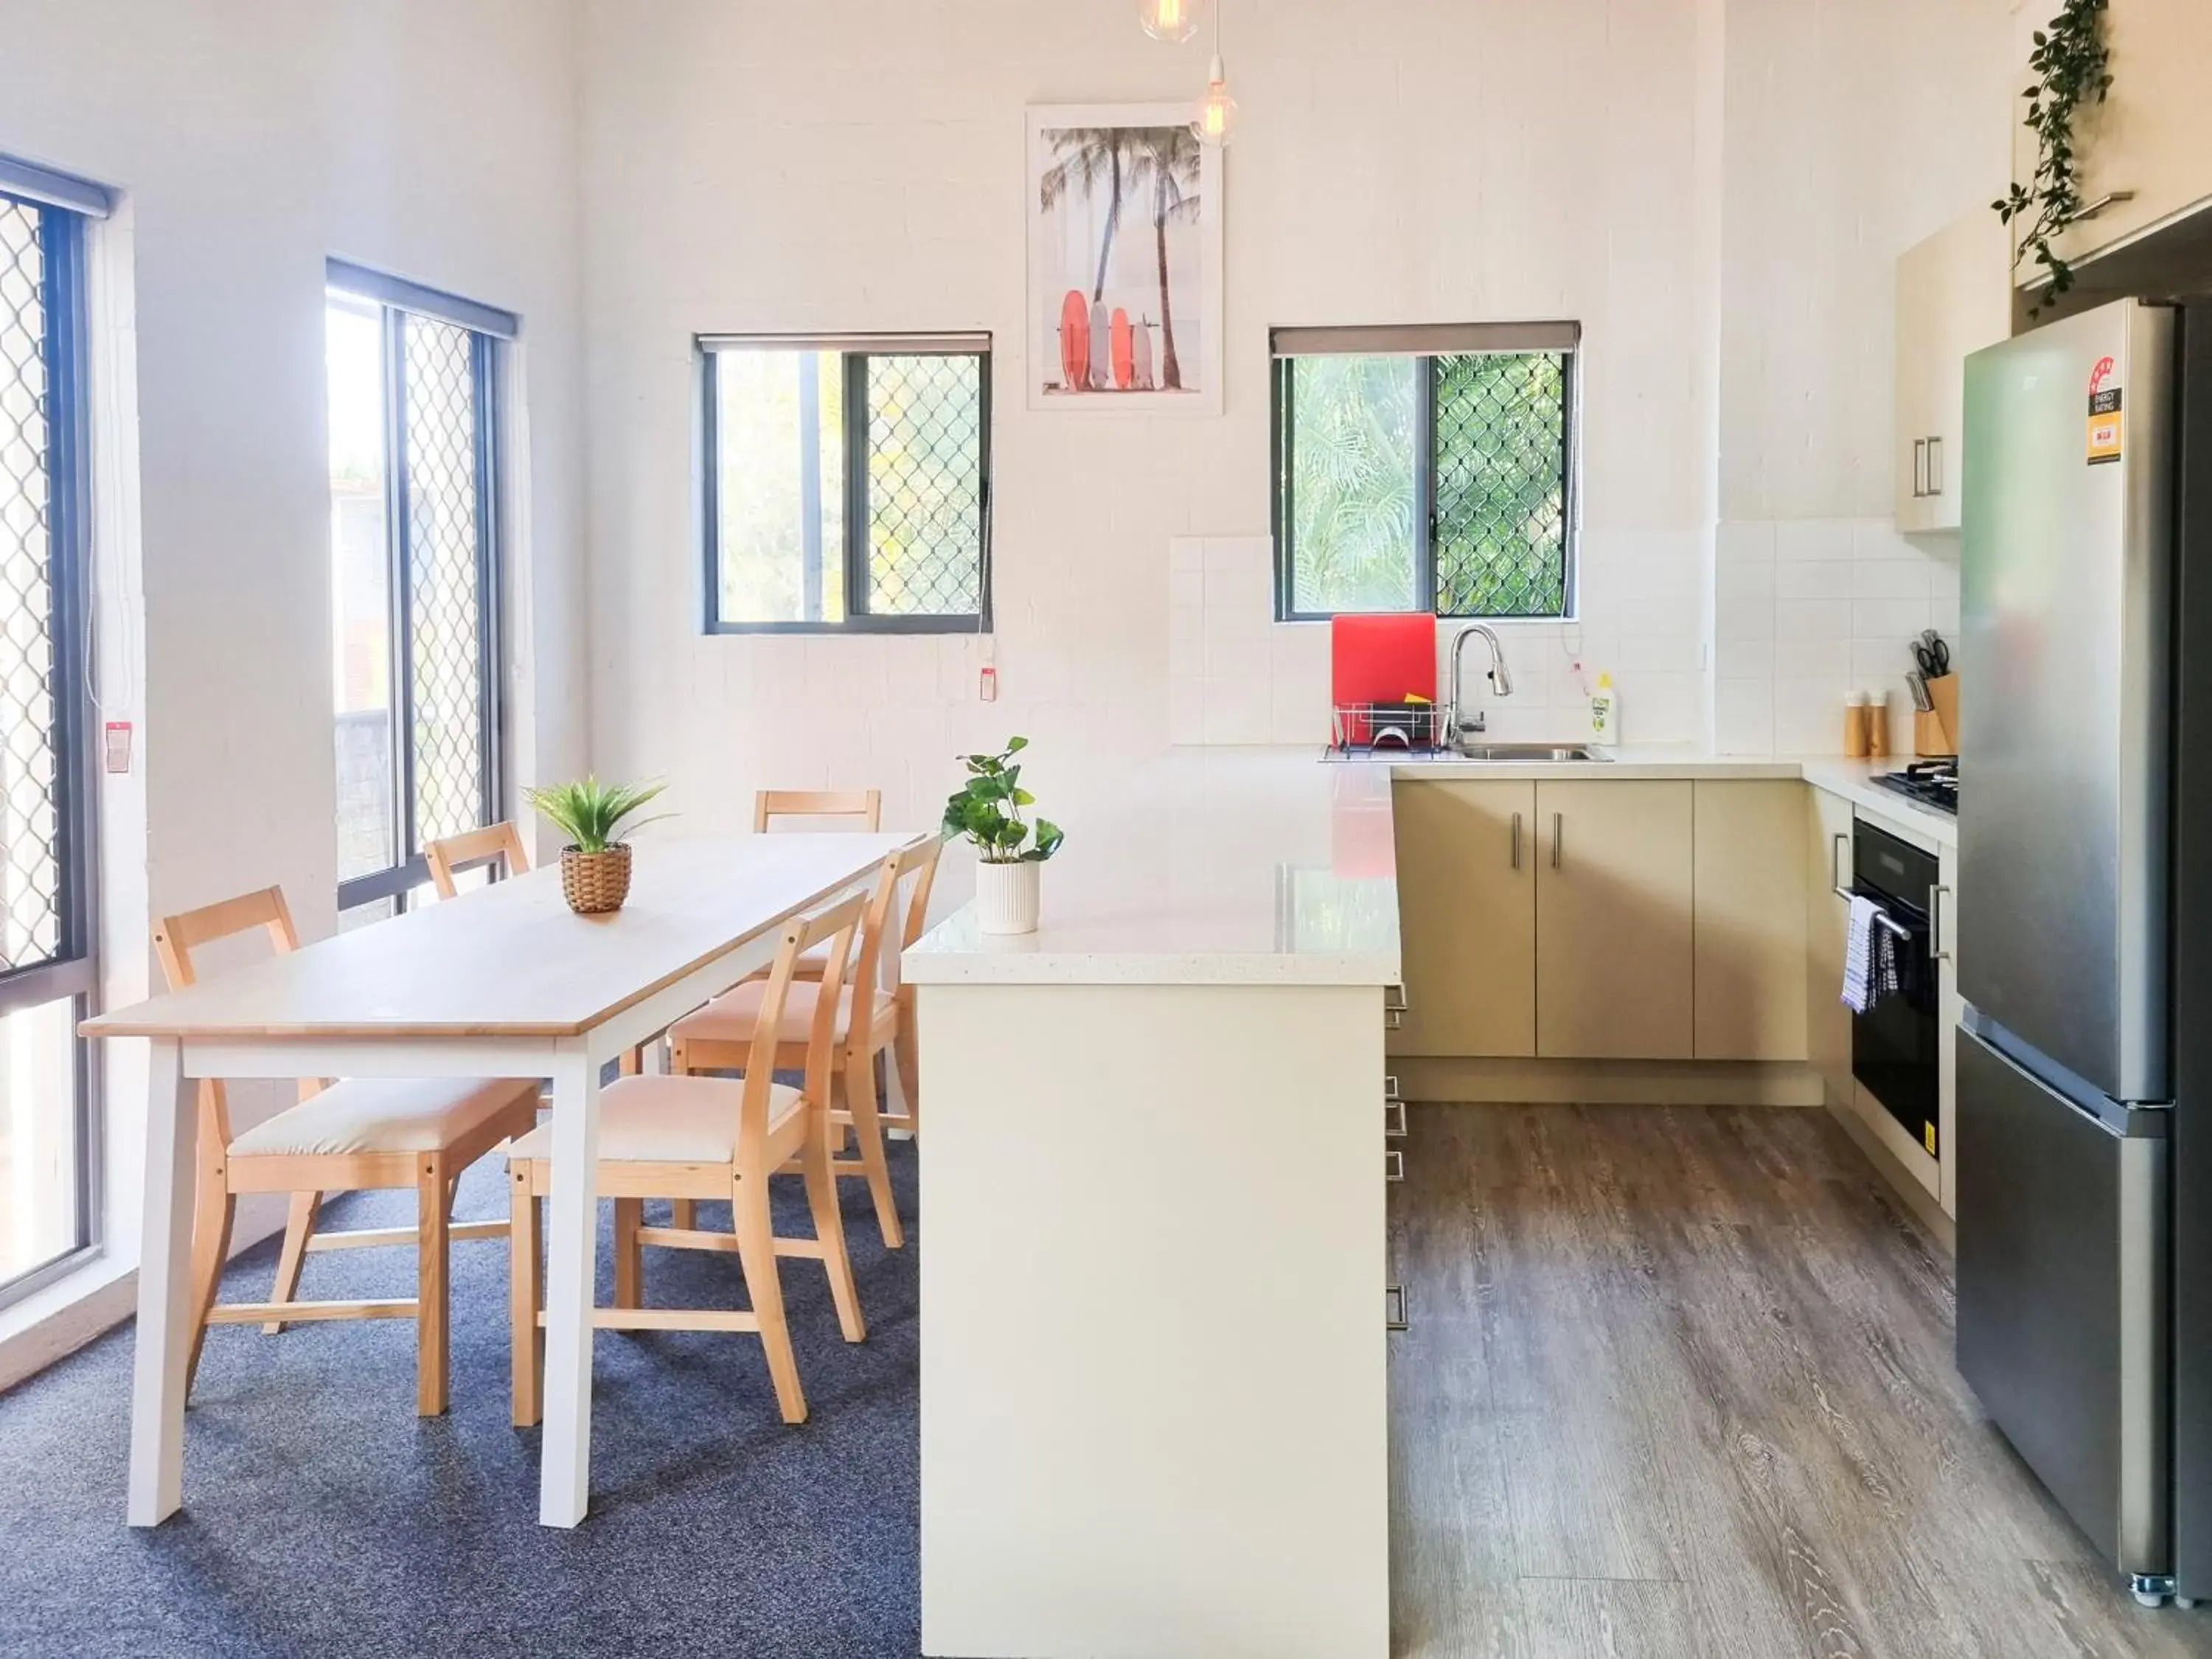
left=1325, top=701, right=1450, bottom=759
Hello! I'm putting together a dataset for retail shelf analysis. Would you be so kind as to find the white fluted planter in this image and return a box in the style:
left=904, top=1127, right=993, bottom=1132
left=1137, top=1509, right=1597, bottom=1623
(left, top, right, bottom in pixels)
left=975, top=860, right=1041, bottom=935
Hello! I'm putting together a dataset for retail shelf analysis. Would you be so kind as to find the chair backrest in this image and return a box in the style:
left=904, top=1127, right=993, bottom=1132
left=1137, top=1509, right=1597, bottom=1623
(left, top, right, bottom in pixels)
left=737, top=892, right=866, bottom=1164
left=424, top=820, right=532, bottom=899
left=754, top=789, right=883, bottom=832
left=151, top=887, right=318, bottom=1131
left=153, top=886, right=301, bottom=990
left=846, top=836, right=945, bottom=1048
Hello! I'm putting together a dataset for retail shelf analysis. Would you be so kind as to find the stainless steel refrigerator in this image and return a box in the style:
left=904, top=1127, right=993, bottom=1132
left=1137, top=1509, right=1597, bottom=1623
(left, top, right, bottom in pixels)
left=1958, top=295, right=2212, bottom=1607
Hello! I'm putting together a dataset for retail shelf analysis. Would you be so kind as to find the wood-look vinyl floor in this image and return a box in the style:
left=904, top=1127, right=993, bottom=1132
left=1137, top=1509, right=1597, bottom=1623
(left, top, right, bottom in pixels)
left=1387, top=1103, right=2212, bottom=1659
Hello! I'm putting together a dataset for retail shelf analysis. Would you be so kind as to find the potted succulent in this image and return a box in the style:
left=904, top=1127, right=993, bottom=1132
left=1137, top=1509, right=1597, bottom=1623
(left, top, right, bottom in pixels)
left=942, top=737, right=1064, bottom=935
left=523, top=776, right=672, bottom=916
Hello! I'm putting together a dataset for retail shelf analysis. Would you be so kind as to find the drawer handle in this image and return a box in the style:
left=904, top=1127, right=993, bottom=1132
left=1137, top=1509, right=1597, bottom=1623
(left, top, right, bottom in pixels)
left=1385, top=1098, right=1408, bottom=1138
left=1383, top=1073, right=1402, bottom=1102
left=1385, top=1284, right=1408, bottom=1331
left=1385, top=1148, right=1405, bottom=1182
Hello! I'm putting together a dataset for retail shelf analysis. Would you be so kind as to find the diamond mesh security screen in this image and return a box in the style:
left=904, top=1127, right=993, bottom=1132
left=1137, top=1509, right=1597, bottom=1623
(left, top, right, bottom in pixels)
left=0, top=201, right=63, bottom=971
left=401, top=316, right=486, bottom=846
left=863, top=355, right=984, bottom=615
left=1432, top=352, right=1569, bottom=617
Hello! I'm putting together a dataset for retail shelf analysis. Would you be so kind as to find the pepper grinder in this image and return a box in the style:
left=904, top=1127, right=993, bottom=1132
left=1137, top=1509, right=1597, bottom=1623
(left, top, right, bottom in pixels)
left=1865, top=689, right=1891, bottom=758
left=1843, top=690, right=1871, bottom=758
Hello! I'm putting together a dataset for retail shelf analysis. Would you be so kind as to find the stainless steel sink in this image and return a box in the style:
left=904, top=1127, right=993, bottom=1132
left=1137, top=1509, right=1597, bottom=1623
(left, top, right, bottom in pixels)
left=1447, top=742, right=1613, bottom=762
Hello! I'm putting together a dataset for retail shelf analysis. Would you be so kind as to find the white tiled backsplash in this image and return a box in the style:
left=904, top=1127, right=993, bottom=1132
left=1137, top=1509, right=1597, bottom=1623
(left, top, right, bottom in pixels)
left=1171, top=524, right=1960, bottom=756
left=1713, top=518, right=1961, bottom=756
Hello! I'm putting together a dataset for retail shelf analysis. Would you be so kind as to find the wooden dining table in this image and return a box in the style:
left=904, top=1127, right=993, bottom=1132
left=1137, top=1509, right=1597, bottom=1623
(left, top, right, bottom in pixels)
left=83, top=830, right=917, bottom=1529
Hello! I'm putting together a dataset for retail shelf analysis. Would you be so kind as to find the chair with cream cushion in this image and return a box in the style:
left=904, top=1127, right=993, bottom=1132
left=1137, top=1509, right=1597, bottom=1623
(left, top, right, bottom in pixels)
left=153, top=887, right=540, bottom=1416
left=669, top=836, right=942, bottom=1250
left=505, top=894, right=869, bottom=1428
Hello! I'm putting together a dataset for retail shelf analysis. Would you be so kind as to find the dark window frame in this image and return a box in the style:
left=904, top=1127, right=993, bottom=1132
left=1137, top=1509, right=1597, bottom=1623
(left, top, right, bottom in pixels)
left=699, top=339, right=994, bottom=636
left=328, top=291, right=504, bottom=917
left=0, top=189, right=102, bottom=1310
left=1270, top=335, right=1580, bottom=623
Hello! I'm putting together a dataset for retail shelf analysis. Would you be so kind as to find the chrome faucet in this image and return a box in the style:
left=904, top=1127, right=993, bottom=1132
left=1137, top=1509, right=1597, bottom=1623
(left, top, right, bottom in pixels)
left=1447, top=623, right=1514, bottom=745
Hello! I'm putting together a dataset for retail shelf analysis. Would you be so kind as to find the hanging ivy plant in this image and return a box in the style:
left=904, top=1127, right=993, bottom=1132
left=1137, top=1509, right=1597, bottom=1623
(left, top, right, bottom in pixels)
left=1993, top=0, right=2113, bottom=311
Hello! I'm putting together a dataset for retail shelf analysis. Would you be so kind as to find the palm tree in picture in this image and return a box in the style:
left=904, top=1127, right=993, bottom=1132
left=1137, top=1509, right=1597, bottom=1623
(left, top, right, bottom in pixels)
left=1121, top=127, right=1203, bottom=391
left=1037, top=127, right=1139, bottom=388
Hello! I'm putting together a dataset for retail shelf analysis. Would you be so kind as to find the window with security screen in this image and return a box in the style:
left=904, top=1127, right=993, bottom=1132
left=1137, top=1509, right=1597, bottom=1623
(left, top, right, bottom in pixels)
left=702, top=336, right=991, bottom=632
left=324, top=269, right=508, bottom=921
left=1271, top=323, right=1578, bottom=620
left=0, top=171, right=100, bottom=1306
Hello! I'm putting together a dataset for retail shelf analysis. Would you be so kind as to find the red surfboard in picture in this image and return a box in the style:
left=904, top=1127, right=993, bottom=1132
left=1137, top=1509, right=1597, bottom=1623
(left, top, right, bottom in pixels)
left=1058, top=291, right=1090, bottom=393
left=1110, top=308, right=1134, bottom=389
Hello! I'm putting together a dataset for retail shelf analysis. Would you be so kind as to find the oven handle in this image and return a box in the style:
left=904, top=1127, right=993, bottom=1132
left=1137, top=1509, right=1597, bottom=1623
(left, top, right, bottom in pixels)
left=1869, top=908, right=1913, bottom=942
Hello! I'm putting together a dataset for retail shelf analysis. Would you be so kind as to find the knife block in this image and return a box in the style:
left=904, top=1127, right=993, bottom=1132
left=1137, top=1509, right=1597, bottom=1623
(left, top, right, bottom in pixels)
left=1915, top=673, right=1958, bottom=757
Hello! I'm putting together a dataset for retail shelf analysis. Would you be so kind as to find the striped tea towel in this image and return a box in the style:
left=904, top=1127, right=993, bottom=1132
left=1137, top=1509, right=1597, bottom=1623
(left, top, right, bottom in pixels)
left=1842, top=894, right=1900, bottom=1015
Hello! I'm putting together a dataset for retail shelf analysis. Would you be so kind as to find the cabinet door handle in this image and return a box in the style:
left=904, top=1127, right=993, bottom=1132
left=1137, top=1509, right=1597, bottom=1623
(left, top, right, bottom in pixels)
left=1928, top=436, right=1944, bottom=496
left=1832, top=831, right=1851, bottom=901
left=1385, top=1098, right=1408, bottom=1138
left=1913, top=438, right=1927, bottom=498
left=1551, top=812, right=1563, bottom=869
left=1510, top=811, right=1523, bottom=870
left=1385, top=1148, right=1405, bottom=1183
left=1385, top=1284, right=1408, bottom=1331
left=1930, top=883, right=1952, bottom=961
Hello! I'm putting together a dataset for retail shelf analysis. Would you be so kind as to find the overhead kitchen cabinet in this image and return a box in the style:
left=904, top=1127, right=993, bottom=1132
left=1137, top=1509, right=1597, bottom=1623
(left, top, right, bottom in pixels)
left=1388, top=779, right=1537, bottom=1059
left=1895, top=208, right=2011, bottom=534
left=1533, top=780, right=1694, bottom=1061
left=2007, top=0, right=2212, bottom=282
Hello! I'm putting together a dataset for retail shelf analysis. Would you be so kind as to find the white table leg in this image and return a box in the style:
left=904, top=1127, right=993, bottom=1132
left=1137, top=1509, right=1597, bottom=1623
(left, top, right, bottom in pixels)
left=127, top=1037, right=195, bottom=1526
left=538, top=1038, right=602, bottom=1527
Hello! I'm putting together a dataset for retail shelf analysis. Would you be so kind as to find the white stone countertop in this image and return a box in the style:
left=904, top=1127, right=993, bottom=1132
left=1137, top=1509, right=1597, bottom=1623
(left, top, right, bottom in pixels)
left=903, top=745, right=1955, bottom=987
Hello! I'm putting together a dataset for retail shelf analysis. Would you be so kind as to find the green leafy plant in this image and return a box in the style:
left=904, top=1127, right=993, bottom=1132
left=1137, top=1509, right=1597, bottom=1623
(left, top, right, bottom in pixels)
left=942, top=737, right=1064, bottom=865
left=1994, top=0, right=2113, bottom=313
left=523, top=776, right=672, bottom=853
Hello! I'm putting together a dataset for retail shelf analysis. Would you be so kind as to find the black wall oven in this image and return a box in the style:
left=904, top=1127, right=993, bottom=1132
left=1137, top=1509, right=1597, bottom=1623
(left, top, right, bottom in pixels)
left=1852, top=820, right=1941, bottom=1158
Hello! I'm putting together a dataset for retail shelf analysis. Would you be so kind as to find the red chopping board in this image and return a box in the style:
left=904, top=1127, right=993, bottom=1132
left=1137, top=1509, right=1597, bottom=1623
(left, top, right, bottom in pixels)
left=1330, top=613, right=1438, bottom=748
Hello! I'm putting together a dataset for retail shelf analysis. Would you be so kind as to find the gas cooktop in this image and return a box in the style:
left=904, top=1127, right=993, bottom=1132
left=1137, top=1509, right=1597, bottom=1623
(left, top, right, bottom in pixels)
left=1870, top=759, right=1957, bottom=815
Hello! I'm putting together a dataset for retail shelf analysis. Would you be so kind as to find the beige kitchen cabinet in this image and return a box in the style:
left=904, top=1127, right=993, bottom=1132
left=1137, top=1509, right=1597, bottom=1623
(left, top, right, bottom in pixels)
left=1692, top=782, right=1809, bottom=1061
left=1534, top=779, right=1694, bottom=1060
left=1894, top=208, right=2011, bottom=534
left=1804, top=785, right=1855, bottom=1107
left=1388, top=778, right=1537, bottom=1058
left=2013, top=0, right=2212, bottom=277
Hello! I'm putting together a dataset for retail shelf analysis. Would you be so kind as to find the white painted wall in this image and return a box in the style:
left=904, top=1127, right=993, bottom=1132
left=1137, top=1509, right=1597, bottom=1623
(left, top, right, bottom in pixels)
left=1713, top=0, right=2011, bottom=752
left=580, top=0, right=2014, bottom=800
left=0, top=0, right=588, bottom=1319
left=580, top=0, right=1724, bottom=831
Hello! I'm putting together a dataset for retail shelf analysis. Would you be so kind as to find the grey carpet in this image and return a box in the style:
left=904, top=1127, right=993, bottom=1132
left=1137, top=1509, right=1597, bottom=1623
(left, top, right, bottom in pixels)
left=0, top=1143, right=921, bottom=1658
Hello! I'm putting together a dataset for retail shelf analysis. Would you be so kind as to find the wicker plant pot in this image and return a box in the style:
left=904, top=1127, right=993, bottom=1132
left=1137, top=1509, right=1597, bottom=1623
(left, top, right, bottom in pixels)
left=560, top=844, right=633, bottom=915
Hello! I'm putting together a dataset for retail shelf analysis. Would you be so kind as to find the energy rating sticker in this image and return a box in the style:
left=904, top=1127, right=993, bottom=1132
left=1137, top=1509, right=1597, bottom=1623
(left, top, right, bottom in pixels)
left=2088, top=386, right=2124, bottom=465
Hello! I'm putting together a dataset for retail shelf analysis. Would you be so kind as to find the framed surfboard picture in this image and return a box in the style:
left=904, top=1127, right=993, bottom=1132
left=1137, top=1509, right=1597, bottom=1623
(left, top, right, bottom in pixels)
left=1026, top=103, right=1223, bottom=414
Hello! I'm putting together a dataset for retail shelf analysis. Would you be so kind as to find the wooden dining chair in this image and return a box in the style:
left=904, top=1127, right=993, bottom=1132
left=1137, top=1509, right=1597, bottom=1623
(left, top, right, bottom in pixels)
left=754, top=788, right=882, bottom=832
left=507, top=894, right=869, bottom=1428
left=424, top=820, right=531, bottom=899
left=154, top=887, right=541, bottom=1414
left=667, top=836, right=942, bottom=1249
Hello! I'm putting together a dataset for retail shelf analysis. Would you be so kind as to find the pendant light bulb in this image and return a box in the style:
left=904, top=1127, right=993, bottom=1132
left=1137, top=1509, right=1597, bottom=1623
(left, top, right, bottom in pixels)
left=1139, top=0, right=1200, bottom=44
left=1192, top=53, right=1238, bottom=146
